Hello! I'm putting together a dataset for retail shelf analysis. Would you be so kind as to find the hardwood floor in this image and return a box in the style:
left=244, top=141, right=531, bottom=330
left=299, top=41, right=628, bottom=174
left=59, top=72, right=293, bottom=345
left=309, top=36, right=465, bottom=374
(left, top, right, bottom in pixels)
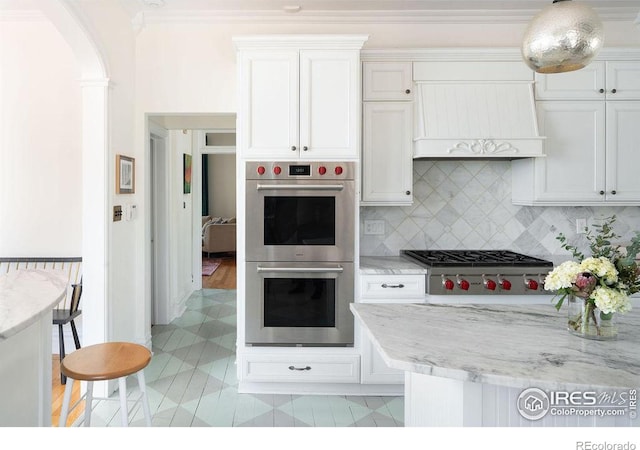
left=52, top=355, right=84, bottom=427
left=202, top=253, right=237, bottom=289
left=51, top=254, right=236, bottom=426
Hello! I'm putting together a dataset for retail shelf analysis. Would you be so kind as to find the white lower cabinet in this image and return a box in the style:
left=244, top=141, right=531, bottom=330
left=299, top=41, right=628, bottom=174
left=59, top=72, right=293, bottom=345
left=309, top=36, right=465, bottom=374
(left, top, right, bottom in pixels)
left=241, top=353, right=360, bottom=383
left=358, top=273, right=425, bottom=384
left=361, top=328, right=404, bottom=384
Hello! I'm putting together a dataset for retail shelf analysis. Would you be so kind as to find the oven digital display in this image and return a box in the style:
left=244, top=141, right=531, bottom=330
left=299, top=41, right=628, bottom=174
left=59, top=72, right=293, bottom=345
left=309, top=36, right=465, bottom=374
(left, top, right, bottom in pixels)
left=289, top=165, right=310, bottom=176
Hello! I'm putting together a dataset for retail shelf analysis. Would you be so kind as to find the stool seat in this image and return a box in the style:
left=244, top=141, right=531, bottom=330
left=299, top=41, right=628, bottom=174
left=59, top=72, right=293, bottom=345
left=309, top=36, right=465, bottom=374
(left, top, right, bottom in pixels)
left=61, top=342, right=151, bottom=381
left=59, top=342, right=153, bottom=427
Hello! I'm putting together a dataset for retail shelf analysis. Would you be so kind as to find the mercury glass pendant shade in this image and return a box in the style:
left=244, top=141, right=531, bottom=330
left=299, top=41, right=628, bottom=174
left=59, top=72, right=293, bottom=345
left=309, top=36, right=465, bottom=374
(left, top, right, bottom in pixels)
left=521, top=0, right=604, bottom=74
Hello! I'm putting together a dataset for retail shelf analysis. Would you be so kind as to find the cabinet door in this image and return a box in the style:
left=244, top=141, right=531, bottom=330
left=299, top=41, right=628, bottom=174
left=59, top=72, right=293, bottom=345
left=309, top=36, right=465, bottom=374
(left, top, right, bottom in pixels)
left=362, top=102, right=413, bottom=204
left=534, top=62, right=605, bottom=100
left=239, top=51, right=299, bottom=158
left=605, top=102, right=640, bottom=202
left=299, top=50, right=360, bottom=159
left=363, top=62, right=413, bottom=101
left=606, top=62, right=640, bottom=100
left=534, top=101, right=606, bottom=202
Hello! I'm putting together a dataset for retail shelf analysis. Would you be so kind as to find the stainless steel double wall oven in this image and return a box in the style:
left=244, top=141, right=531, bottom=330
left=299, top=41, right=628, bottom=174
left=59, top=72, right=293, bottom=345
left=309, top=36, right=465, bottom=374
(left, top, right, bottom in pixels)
left=245, top=161, right=356, bottom=346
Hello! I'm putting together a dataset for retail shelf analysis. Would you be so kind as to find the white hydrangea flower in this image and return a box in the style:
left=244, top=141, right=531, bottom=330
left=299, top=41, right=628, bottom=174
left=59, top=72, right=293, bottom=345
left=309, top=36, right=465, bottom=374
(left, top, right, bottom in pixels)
left=580, top=256, right=618, bottom=284
left=591, top=286, right=632, bottom=314
left=544, top=261, right=580, bottom=291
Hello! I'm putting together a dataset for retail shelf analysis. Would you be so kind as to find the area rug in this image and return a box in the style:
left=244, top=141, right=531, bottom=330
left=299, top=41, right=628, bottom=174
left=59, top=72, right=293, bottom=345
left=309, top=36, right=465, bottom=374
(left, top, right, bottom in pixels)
left=202, top=259, right=222, bottom=276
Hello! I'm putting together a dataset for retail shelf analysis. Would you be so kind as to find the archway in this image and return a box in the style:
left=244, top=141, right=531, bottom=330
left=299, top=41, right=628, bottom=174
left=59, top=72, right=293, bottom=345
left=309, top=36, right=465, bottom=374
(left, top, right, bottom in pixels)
left=35, top=0, right=109, bottom=372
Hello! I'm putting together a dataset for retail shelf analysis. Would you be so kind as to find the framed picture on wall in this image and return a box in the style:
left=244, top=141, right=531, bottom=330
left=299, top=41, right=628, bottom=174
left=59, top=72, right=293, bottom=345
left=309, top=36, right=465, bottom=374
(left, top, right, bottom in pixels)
left=116, top=154, right=135, bottom=194
left=183, top=153, right=192, bottom=194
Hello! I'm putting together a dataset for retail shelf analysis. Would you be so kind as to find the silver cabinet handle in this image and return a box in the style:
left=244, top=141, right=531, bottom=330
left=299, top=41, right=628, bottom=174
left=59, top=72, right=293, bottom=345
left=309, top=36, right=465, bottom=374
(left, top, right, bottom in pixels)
left=257, top=266, right=344, bottom=273
left=381, top=283, right=404, bottom=288
left=257, top=184, right=344, bottom=191
left=289, top=366, right=311, bottom=371
left=291, top=146, right=297, bottom=151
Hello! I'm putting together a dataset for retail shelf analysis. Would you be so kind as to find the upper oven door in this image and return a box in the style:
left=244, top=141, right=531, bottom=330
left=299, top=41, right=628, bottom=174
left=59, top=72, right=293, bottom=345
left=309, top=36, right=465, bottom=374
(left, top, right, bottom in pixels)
left=246, top=178, right=355, bottom=262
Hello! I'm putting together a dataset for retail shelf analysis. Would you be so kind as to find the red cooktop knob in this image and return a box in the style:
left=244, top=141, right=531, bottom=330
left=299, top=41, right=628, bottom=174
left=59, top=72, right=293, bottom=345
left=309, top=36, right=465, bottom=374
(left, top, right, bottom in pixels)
left=318, top=166, right=327, bottom=175
left=485, top=279, right=497, bottom=291
left=257, top=166, right=266, bottom=175
left=443, top=279, right=455, bottom=290
left=527, top=279, right=539, bottom=290
left=459, top=279, right=470, bottom=291
left=273, top=166, right=282, bottom=175
left=334, top=166, right=343, bottom=175
left=500, top=279, right=512, bottom=291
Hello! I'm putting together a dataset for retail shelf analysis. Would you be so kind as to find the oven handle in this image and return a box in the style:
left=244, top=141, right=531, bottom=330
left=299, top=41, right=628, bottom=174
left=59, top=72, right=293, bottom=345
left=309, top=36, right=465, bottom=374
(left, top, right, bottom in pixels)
left=257, top=266, right=344, bottom=273
left=256, top=184, right=344, bottom=191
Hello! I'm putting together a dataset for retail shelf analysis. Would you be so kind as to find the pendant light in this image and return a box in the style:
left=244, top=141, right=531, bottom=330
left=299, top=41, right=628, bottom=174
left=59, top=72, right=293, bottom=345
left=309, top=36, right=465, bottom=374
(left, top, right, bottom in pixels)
left=521, top=0, right=604, bottom=74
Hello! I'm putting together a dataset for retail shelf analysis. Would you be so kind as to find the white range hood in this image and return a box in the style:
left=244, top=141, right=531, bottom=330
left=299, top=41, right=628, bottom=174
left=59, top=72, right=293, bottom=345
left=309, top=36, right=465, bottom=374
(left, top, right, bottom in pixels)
left=413, top=63, right=545, bottom=159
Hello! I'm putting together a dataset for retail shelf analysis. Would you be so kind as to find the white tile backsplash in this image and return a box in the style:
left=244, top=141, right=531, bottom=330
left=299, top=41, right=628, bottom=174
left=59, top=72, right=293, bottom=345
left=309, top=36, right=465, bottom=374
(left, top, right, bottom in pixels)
left=360, top=160, right=640, bottom=259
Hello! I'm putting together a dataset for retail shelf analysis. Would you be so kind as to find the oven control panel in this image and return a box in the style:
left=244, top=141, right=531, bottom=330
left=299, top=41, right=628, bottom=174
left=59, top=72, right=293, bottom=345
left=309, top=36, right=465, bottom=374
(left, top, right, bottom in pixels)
left=246, top=161, right=355, bottom=180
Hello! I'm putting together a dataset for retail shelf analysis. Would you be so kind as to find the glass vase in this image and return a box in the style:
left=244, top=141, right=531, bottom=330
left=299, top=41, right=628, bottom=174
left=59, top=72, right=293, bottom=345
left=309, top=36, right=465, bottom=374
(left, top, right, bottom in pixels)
left=567, top=295, right=617, bottom=340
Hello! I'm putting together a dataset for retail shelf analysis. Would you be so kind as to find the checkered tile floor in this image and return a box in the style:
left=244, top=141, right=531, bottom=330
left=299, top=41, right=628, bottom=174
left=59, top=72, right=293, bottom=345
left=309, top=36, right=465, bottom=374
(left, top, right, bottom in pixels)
left=85, top=289, right=403, bottom=427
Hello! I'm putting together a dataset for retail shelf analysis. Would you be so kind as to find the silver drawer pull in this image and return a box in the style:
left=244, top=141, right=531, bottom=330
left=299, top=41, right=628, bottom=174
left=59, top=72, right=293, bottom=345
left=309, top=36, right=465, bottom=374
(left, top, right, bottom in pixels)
left=257, top=266, right=343, bottom=273
left=288, top=365, right=311, bottom=371
left=381, top=283, right=405, bottom=288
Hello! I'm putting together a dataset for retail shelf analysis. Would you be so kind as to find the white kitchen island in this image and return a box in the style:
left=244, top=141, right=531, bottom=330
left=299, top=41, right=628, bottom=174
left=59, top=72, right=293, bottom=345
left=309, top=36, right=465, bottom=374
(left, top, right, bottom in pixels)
left=350, top=302, right=640, bottom=427
left=0, top=269, right=68, bottom=426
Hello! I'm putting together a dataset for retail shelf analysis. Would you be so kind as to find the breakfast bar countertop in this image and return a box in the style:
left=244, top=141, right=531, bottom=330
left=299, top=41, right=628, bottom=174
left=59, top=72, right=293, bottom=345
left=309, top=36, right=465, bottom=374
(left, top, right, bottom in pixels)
left=0, top=269, right=68, bottom=339
left=350, top=302, right=640, bottom=391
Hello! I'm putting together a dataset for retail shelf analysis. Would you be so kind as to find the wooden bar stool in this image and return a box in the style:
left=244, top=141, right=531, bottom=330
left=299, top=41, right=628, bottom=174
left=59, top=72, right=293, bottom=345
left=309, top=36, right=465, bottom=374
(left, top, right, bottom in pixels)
left=59, top=342, right=153, bottom=427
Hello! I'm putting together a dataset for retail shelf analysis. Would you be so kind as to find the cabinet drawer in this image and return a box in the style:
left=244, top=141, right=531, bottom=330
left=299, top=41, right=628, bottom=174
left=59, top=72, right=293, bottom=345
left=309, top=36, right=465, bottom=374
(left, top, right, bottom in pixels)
left=241, top=354, right=360, bottom=383
left=360, top=274, right=425, bottom=300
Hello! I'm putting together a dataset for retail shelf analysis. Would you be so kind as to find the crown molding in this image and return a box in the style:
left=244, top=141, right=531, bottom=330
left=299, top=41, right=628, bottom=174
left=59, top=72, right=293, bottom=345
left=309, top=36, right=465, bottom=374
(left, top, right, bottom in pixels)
left=232, top=34, right=369, bottom=50
left=361, top=47, right=640, bottom=62
left=132, top=7, right=640, bottom=26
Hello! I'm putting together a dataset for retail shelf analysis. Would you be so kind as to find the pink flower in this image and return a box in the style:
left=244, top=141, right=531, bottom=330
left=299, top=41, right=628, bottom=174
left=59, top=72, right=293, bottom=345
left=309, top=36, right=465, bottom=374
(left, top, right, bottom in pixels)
left=573, top=272, right=596, bottom=298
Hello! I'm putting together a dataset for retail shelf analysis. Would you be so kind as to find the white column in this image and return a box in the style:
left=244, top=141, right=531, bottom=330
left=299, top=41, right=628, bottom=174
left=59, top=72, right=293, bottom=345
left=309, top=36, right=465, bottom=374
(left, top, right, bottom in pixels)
left=80, top=78, right=110, bottom=397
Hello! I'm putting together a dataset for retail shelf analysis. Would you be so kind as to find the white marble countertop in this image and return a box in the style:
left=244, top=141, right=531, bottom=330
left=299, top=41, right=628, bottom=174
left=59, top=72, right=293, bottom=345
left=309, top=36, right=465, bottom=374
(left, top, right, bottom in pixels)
left=360, top=256, right=428, bottom=274
left=351, top=302, right=640, bottom=390
left=0, top=269, right=68, bottom=340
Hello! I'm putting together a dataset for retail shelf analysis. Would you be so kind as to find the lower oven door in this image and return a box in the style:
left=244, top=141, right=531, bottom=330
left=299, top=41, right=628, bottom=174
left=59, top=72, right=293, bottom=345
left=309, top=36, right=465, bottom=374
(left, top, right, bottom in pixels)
left=245, top=262, right=354, bottom=346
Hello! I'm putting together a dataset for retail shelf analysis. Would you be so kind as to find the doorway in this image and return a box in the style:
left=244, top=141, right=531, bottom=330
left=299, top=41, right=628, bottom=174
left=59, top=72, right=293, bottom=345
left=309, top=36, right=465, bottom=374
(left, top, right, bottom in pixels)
left=201, top=135, right=237, bottom=290
left=146, top=113, right=237, bottom=329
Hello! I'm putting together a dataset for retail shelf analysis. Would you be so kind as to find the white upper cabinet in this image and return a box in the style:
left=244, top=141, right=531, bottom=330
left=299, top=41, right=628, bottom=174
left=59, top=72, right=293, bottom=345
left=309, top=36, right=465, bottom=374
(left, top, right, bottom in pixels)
left=299, top=50, right=361, bottom=159
left=361, top=102, right=413, bottom=205
left=512, top=100, right=640, bottom=205
left=361, top=61, right=414, bottom=205
left=363, top=62, right=413, bottom=101
left=512, top=101, right=606, bottom=204
left=234, top=35, right=368, bottom=160
left=238, top=50, right=299, bottom=159
left=535, top=61, right=640, bottom=100
left=515, top=57, right=640, bottom=206
left=605, top=101, right=640, bottom=202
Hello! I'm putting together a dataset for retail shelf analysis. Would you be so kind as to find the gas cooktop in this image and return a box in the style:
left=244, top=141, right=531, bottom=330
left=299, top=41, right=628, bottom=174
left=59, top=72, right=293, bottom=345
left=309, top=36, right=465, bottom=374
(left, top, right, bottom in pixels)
left=400, top=249, right=554, bottom=295
left=401, top=249, right=553, bottom=268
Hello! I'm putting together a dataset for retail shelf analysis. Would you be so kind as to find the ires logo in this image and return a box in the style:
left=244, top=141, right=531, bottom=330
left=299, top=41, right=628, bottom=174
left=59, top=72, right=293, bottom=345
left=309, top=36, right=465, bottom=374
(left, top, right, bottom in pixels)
left=517, top=388, right=637, bottom=421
